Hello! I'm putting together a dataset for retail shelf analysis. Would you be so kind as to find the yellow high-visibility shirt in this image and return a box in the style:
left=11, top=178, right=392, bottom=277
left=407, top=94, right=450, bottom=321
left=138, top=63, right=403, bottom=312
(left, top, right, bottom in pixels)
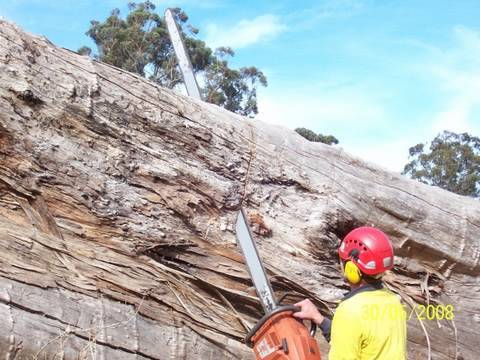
left=328, top=284, right=407, bottom=360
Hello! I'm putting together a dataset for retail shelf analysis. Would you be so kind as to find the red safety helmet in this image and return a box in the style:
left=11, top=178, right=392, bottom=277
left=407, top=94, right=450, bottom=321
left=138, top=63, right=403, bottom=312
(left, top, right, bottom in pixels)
left=338, top=227, right=394, bottom=276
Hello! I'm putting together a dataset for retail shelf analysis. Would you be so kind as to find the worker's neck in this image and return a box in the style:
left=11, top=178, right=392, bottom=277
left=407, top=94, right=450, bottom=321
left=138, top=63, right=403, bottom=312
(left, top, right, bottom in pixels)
left=349, top=280, right=368, bottom=290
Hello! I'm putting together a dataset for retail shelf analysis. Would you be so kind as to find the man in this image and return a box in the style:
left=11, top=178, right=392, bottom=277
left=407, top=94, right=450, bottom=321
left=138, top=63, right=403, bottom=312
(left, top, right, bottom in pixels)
left=294, top=227, right=407, bottom=359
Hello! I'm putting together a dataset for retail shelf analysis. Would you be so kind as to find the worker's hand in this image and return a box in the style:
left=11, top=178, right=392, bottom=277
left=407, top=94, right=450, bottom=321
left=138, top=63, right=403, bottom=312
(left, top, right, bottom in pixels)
left=293, top=299, right=324, bottom=325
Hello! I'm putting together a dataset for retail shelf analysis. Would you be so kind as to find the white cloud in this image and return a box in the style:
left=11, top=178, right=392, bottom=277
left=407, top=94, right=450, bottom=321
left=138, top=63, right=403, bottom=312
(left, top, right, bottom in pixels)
left=348, top=138, right=413, bottom=173
left=285, top=0, right=365, bottom=30
left=256, top=83, right=386, bottom=132
left=427, top=26, right=480, bottom=136
left=431, top=98, right=476, bottom=134
left=307, top=0, right=365, bottom=20
left=205, top=14, right=286, bottom=49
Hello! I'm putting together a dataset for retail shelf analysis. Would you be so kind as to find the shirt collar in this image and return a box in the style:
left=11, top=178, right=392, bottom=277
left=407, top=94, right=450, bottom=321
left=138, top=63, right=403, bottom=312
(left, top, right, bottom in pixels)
left=342, top=281, right=383, bottom=301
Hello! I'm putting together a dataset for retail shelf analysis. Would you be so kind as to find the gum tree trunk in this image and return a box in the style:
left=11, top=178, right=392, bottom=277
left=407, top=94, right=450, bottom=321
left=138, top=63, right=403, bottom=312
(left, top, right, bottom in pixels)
left=0, top=20, right=478, bottom=359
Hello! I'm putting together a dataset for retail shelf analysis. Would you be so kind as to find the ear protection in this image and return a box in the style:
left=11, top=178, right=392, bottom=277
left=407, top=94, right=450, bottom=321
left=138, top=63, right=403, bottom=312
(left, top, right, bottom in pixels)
left=340, top=248, right=362, bottom=284
left=344, top=261, right=362, bottom=284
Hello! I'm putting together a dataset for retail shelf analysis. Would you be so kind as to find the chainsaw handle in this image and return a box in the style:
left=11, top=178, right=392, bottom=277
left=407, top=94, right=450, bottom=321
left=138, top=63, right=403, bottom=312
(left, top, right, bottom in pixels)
left=246, top=305, right=317, bottom=347
left=308, top=318, right=317, bottom=337
left=292, top=306, right=317, bottom=337
left=277, top=294, right=317, bottom=337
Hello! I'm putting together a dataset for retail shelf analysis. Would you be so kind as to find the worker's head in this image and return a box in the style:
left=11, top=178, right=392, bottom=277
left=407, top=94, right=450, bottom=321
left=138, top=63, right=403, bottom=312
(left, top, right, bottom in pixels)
left=338, top=227, right=394, bottom=286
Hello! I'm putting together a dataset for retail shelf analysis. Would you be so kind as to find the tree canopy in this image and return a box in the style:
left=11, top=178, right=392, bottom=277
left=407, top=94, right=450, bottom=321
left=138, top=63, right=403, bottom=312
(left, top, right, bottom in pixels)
left=403, top=131, right=480, bottom=197
left=294, top=127, right=339, bottom=145
left=79, top=1, right=267, bottom=117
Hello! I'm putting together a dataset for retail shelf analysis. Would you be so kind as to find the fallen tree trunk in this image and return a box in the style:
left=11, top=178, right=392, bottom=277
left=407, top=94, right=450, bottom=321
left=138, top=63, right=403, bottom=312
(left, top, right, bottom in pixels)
left=0, top=20, right=478, bottom=359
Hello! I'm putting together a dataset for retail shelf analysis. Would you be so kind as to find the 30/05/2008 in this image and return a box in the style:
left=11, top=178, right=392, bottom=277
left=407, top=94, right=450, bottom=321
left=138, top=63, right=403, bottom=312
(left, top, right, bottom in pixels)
left=361, top=304, right=455, bottom=321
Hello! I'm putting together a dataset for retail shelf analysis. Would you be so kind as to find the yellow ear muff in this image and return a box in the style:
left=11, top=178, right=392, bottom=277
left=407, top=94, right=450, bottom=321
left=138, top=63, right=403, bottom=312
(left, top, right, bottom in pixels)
left=344, top=261, right=362, bottom=284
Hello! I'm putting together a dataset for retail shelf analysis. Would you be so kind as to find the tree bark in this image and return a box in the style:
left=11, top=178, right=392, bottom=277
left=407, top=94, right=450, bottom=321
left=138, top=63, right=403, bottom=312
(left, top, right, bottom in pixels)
left=0, top=19, right=478, bottom=359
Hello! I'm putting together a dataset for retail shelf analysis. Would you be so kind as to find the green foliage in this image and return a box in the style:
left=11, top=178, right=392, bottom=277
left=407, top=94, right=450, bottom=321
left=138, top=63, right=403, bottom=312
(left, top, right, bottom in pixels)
left=294, top=127, right=339, bottom=145
left=79, top=1, right=266, bottom=117
left=77, top=46, right=92, bottom=56
left=205, top=48, right=267, bottom=115
left=403, top=131, right=480, bottom=197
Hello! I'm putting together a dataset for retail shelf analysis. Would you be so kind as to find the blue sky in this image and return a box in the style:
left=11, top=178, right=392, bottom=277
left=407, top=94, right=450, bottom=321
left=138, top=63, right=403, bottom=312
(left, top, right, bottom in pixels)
left=2, top=0, right=480, bottom=172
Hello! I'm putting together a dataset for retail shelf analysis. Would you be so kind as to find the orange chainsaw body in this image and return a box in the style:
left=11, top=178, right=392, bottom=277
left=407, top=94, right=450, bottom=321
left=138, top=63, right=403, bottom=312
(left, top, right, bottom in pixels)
left=247, top=307, right=321, bottom=360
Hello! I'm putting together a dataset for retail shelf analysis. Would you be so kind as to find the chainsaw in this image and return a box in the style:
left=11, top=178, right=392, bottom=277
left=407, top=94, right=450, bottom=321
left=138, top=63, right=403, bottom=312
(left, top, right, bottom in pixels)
left=235, top=208, right=321, bottom=360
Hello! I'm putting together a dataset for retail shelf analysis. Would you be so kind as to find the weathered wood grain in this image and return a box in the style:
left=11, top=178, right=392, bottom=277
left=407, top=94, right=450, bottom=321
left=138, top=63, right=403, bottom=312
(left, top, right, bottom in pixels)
left=0, top=19, right=478, bottom=359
